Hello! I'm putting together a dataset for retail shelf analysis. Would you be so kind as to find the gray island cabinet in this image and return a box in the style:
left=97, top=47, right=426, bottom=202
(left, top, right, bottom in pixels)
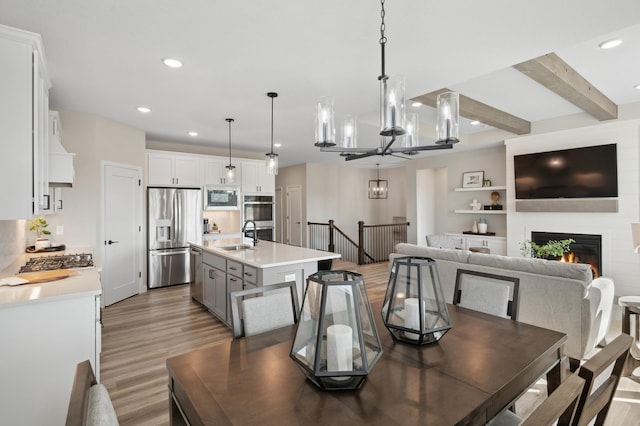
left=191, top=239, right=340, bottom=326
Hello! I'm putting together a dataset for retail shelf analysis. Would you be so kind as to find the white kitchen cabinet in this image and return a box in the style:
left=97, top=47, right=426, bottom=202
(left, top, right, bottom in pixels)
left=147, top=151, right=202, bottom=187
left=448, top=233, right=507, bottom=256
left=226, top=260, right=244, bottom=324
left=241, top=160, right=274, bottom=193
left=0, top=25, right=50, bottom=219
left=0, top=291, right=101, bottom=426
left=204, top=157, right=241, bottom=186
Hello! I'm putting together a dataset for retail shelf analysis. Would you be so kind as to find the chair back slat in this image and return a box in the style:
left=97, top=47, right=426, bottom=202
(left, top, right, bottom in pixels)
left=522, top=374, right=585, bottom=426
left=568, top=333, right=632, bottom=426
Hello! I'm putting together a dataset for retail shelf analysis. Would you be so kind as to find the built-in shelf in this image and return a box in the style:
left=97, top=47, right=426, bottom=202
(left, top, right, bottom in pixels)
left=454, top=209, right=507, bottom=215
left=454, top=186, right=506, bottom=192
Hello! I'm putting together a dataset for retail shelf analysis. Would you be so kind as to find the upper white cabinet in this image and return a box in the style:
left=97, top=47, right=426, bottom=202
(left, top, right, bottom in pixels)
left=0, top=25, right=50, bottom=219
left=147, top=151, right=202, bottom=187
left=241, top=160, right=274, bottom=193
left=204, top=157, right=241, bottom=186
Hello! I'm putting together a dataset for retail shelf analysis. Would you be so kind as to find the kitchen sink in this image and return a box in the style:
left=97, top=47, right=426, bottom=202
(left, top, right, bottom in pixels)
left=219, top=244, right=253, bottom=251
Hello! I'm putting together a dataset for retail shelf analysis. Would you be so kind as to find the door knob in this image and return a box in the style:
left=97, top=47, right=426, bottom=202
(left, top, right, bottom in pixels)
left=106, top=240, right=119, bottom=245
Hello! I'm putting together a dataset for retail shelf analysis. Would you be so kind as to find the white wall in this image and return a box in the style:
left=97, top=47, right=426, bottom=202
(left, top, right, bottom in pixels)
left=276, top=164, right=307, bottom=246
left=44, top=110, right=146, bottom=264
left=404, top=145, right=506, bottom=244
left=505, top=119, right=640, bottom=297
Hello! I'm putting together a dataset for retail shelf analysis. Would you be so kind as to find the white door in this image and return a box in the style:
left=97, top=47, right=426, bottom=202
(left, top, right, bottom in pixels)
left=287, top=185, right=302, bottom=246
left=275, top=187, right=283, bottom=243
left=103, top=163, right=142, bottom=306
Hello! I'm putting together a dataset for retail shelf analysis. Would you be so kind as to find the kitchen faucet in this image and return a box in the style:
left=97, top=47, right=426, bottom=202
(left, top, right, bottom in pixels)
left=242, top=220, right=258, bottom=246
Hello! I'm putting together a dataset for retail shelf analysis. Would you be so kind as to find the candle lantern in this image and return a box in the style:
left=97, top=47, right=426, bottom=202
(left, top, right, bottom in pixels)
left=290, top=270, right=383, bottom=390
left=382, top=256, right=452, bottom=345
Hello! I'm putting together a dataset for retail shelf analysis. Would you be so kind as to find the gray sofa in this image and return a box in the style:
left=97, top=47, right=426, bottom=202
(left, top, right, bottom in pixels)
left=390, top=243, right=613, bottom=361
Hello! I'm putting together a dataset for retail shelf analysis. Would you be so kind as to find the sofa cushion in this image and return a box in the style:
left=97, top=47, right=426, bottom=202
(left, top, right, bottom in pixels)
left=394, top=243, right=471, bottom=263
left=468, top=252, right=592, bottom=285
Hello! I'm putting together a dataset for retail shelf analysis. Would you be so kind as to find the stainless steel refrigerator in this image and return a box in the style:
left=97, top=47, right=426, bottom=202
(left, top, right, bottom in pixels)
left=147, top=187, right=202, bottom=288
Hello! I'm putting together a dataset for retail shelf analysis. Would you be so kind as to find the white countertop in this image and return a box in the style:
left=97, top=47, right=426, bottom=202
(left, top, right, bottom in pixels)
left=193, top=239, right=340, bottom=269
left=0, top=249, right=102, bottom=308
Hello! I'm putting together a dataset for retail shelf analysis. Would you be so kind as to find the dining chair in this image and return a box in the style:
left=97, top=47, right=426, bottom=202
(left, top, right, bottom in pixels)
left=66, top=360, right=119, bottom=426
left=426, top=234, right=458, bottom=249
left=453, top=269, right=520, bottom=320
left=488, top=373, right=586, bottom=426
left=564, top=333, right=632, bottom=426
left=230, top=281, right=300, bottom=339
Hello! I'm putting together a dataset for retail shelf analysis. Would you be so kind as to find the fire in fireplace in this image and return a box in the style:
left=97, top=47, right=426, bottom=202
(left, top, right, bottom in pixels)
left=531, top=231, right=602, bottom=277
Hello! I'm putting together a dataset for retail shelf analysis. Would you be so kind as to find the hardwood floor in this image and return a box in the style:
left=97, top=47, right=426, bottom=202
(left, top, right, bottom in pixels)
left=100, top=259, right=640, bottom=425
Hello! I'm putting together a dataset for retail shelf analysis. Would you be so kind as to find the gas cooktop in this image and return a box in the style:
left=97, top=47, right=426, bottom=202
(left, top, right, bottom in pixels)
left=19, top=253, right=94, bottom=274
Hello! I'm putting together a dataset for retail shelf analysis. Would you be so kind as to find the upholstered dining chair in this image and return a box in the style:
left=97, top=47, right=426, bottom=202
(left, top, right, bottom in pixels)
left=453, top=269, right=520, bottom=320
left=66, top=360, right=119, bottom=426
left=230, top=281, right=300, bottom=339
left=488, top=373, right=586, bottom=426
left=564, top=333, right=632, bottom=426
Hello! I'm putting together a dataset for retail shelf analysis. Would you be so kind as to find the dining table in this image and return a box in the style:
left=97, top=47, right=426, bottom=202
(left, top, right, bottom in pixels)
left=166, top=300, right=568, bottom=425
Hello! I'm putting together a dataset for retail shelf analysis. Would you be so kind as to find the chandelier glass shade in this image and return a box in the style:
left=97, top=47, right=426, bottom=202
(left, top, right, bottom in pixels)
left=341, top=115, right=357, bottom=149
left=265, top=92, right=279, bottom=176
left=225, top=118, right=236, bottom=184
left=436, top=91, right=460, bottom=144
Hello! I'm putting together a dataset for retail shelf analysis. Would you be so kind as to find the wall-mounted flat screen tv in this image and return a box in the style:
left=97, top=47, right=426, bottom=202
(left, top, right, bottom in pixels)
left=514, top=143, right=618, bottom=199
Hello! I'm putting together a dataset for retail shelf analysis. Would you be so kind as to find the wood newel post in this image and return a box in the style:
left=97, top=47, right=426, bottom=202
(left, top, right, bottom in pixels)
left=328, top=220, right=335, bottom=252
left=358, top=221, right=365, bottom=265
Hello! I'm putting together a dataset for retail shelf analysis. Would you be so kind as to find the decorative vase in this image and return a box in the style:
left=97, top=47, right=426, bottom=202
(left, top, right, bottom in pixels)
left=478, top=223, right=488, bottom=234
left=472, top=220, right=478, bottom=233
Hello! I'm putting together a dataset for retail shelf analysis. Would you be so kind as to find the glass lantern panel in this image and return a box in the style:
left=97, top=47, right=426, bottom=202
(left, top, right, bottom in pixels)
left=322, top=284, right=361, bottom=372
left=421, top=263, right=451, bottom=329
left=291, top=280, right=323, bottom=370
left=355, top=280, right=382, bottom=367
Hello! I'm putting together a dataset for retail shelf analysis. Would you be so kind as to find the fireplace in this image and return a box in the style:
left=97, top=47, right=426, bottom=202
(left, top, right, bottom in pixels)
left=531, top=231, right=602, bottom=277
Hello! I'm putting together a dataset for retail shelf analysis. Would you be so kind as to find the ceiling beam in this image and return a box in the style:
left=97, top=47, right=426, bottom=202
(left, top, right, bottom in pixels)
left=513, top=53, right=617, bottom=121
left=412, top=89, right=531, bottom=135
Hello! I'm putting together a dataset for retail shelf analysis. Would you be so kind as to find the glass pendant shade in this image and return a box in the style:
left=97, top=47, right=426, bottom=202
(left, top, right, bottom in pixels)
left=382, top=256, right=451, bottom=344
left=380, top=75, right=406, bottom=136
left=290, top=270, right=383, bottom=391
left=225, top=165, right=236, bottom=183
left=340, top=115, right=357, bottom=149
left=315, top=96, right=336, bottom=147
left=402, top=112, right=419, bottom=149
left=265, top=153, right=278, bottom=176
left=436, top=91, right=460, bottom=144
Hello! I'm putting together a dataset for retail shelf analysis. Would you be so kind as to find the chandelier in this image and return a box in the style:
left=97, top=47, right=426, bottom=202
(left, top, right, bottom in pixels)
left=369, top=164, right=388, bottom=199
left=314, top=0, right=459, bottom=161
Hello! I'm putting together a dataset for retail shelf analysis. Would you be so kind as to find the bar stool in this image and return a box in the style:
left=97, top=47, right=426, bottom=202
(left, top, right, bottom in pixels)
left=618, top=295, right=640, bottom=375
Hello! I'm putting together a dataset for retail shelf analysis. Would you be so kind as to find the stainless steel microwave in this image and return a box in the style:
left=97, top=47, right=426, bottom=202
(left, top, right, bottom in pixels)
left=204, top=187, right=239, bottom=210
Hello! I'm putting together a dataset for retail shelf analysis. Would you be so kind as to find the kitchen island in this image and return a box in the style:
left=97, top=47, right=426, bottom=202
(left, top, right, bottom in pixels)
left=190, top=239, right=340, bottom=326
left=0, top=250, right=102, bottom=426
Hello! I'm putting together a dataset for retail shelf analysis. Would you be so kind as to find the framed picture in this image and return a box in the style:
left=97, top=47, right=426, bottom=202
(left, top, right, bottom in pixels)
left=462, top=171, right=484, bottom=188
left=482, top=179, right=492, bottom=187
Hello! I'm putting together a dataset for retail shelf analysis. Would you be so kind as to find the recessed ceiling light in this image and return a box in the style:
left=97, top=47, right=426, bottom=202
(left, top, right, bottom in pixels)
left=274, top=143, right=282, bottom=148
left=470, top=120, right=481, bottom=126
left=162, top=57, right=183, bottom=68
left=634, top=84, right=640, bottom=90
left=188, top=131, right=198, bottom=137
left=411, top=101, right=422, bottom=107
left=136, top=106, right=151, bottom=113
left=598, top=39, right=622, bottom=49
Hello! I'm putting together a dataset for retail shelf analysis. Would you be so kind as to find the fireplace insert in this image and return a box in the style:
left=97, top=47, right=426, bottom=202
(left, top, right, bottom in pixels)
left=531, top=231, right=601, bottom=277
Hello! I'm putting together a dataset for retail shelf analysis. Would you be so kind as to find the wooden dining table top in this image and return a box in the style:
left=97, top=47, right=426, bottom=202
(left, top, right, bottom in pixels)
left=166, top=301, right=567, bottom=426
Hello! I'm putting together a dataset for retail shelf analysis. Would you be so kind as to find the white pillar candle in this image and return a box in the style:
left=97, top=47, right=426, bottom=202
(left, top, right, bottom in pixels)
left=404, top=297, right=420, bottom=339
left=327, top=324, right=353, bottom=372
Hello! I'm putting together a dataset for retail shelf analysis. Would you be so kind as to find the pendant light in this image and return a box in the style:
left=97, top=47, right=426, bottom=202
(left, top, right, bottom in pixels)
left=314, top=0, right=459, bottom=161
left=265, top=92, right=279, bottom=176
left=368, top=164, right=388, bottom=199
left=225, top=118, right=236, bottom=184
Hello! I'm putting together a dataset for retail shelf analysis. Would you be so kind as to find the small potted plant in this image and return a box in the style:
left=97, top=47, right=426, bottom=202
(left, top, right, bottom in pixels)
left=28, top=216, right=52, bottom=250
